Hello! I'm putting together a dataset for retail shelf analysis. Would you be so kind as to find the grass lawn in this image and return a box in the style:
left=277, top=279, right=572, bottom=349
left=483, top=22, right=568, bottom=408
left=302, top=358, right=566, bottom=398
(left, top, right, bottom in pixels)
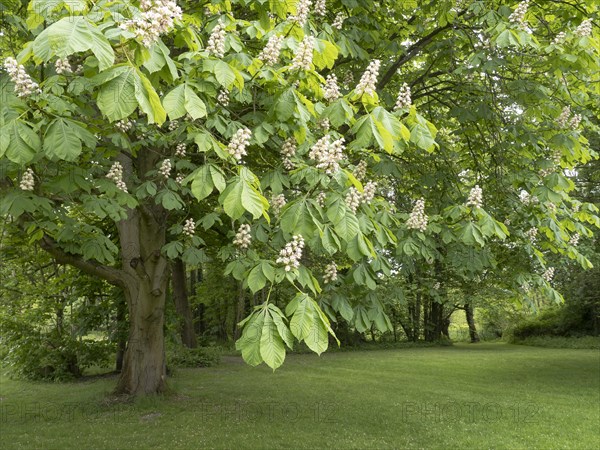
left=0, top=343, right=598, bottom=449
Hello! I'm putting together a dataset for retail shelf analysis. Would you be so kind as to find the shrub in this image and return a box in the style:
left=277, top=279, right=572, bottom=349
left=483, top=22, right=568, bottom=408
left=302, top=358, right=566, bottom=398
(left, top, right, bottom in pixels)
left=166, top=344, right=221, bottom=369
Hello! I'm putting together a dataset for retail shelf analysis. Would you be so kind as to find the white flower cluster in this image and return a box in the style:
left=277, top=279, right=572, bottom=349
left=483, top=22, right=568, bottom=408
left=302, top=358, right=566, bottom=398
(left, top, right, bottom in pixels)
left=568, top=114, right=582, bottom=129
left=509, top=0, right=529, bottom=26
left=168, top=120, right=179, bottom=131
left=309, top=135, right=345, bottom=175
left=217, top=88, right=229, bottom=106
left=19, top=168, right=35, bottom=191
left=227, top=128, right=252, bottom=162
left=116, top=120, right=133, bottom=132
left=290, top=0, right=311, bottom=26
left=519, top=190, right=538, bottom=205
left=332, top=13, right=345, bottom=29
left=175, top=174, right=185, bottom=184
left=276, top=235, right=305, bottom=271
left=317, top=118, right=330, bottom=130
left=120, top=0, right=182, bottom=47
left=314, top=0, right=326, bottom=16
left=233, top=224, right=252, bottom=249
left=54, top=58, right=72, bottom=75
left=542, top=267, right=555, bottom=283
left=521, top=282, right=531, bottom=293
left=316, top=191, right=327, bottom=207
left=394, top=83, right=412, bottom=110
left=323, top=74, right=341, bottom=102
left=107, top=162, right=128, bottom=192
left=345, top=187, right=362, bottom=212
left=159, top=159, right=172, bottom=178
left=525, top=226, right=538, bottom=243
left=259, top=35, right=284, bottom=65
left=281, top=138, right=297, bottom=170
left=3, top=57, right=41, bottom=97
left=175, top=143, right=186, bottom=157
left=575, top=19, right=592, bottom=37
left=355, top=59, right=381, bottom=97
left=271, top=193, right=287, bottom=215
left=323, top=262, right=338, bottom=284
left=569, top=233, right=580, bottom=246
left=406, top=198, right=428, bottom=232
left=355, top=160, right=367, bottom=180
left=466, top=185, right=483, bottom=208
left=552, top=31, right=566, bottom=45
left=182, top=218, right=196, bottom=237
left=556, top=106, right=570, bottom=128
left=551, top=149, right=562, bottom=165
left=206, top=20, right=226, bottom=58
left=546, top=202, right=557, bottom=214
left=433, top=282, right=441, bottom=290
left=362, top=181, right=377, bottom=203
left=291, top=35, right=315, bottom=70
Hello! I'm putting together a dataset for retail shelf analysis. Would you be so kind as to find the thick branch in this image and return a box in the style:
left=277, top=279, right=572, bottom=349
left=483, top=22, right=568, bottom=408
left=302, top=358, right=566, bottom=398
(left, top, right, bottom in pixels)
left=39, top=235, right=129, bottom=288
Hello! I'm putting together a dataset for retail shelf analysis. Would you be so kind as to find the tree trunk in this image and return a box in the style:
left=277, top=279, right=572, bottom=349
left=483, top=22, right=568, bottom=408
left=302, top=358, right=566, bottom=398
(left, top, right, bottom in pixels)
left=172, top=259, right=197, bottom=348
left=115, top=292, right=127, bottom=372
left=465, top=303, right=480, bottom=343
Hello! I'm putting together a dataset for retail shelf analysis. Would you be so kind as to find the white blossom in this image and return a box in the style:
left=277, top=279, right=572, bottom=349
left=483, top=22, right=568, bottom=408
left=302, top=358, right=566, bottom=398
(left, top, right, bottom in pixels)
left=556, top=106, right=570, bottom=128
left=217, top=88, right=230, bottom=106
left=106, top=162, right=128, bottom=192
left=323, top=74, right=341, bottom=102
left=362, top=181, right=377, bottom=203
left=120, top=0, right=182, bottom=47
left=54, top=58, right=72, bottom=75
left=323, top=262, right=338, bottom=284
left=406, top=198, right=428, bottom=232
left=509, top=0, right=529, bottom=27
left=159, top=159, right=172, bottom=178
left=525, top=226, right=538, bottom=243
left=314, top=0, right=326, bottom=16
left=206, top=20, right=227, bottom=58
left=332, top=13, right=345, bottom=29
left=271, top=193, right=287, bottom=215
left=258, top=35, right=284, bottom=65
left=309, top=135, right=345, bottom=175
left=281, top=138, right=297, bottom=170
left=116, top=120, right=133, bottom=132
left=233, top=224, right=252, bottom=249
left=175, top=174, right=185, bottom=184
left=227, top=128, right=252, bottom=162
left=552, top=31, right=566, bottom=45
left=19, top=168, right=35, bottom=191
left=575, top=19, right=592, bottom=37
left=569, top=233, right=580, bottom=246
left=276, top=235, right=305, bottom=271
left=3, top=57, right=41, bottom=97
left=345, top=187, right=362, bottom=213
left=355, top=160, right=367, bottom=181
left=568, top=114, right=582, bottom=129
left=542, top=267, right=555, bottom=283
left=466, top=185, right=483, bottom=208
left=290, top=0, right=312, bottom=26
left=394, top=83, right=412, bottom=110
left=316, top=191, right=327, bottom=207
left=183, top=218, right=196, bottom=237
left=175, top=143, right=187, bottom=157
left=433, top=282, right=441, bottom=290
left=291, top=35, right=315, bottom=71
left=355, top=59, right=381, bottom=97
left=168, top=120, right=179, bottom=131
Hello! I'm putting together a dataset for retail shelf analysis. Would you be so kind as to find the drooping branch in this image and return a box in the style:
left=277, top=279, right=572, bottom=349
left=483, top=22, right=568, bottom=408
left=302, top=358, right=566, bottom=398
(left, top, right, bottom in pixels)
left=39, top=235, right=129, bottom=288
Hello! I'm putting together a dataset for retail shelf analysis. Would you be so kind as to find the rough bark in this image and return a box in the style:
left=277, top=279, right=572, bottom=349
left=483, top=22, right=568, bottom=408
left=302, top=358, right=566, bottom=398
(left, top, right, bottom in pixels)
left=465, top=303, right=480, bottom=343
left=172, top=259, right=197, bottom=348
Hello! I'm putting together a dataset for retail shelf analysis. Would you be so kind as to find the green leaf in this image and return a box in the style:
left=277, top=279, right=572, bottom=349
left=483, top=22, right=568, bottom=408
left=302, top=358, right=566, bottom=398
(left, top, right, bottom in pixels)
left=289, top=293, right=315, bottom=341
left=5, top=121, right=40, bottom=165
left=96, top=66, right=138, bottom=121
left=134, top=69, right=166, bottom=125
left=280, top=200, right=316, bottom=237
left=248, top=264, right=267, bottom=293
left=162, top=85, right=186, bottom=120
left=43, top=118, right=82, bottom=161
left=190, top=165, right=214, bottom=201
left=32, top=16, right=114, bottom=71
left=183, top=85, right=207, bottom=120
left=260, top=312, right=286, bottom=369
left=333, top=212, right=360, bottom=242
left=214, top=60, right=236, bottom=88
left=235, top=311, right=264, bottom=366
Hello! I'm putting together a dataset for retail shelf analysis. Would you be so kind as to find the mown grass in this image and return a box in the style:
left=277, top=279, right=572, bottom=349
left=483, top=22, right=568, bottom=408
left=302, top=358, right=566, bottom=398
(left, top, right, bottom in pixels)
left=0, top=343, right=598, bottom=449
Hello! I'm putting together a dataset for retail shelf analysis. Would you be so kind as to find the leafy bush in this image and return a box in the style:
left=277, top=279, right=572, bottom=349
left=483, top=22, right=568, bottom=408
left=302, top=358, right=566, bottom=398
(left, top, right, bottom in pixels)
left=166, top=345, right=221, bottom=369
left=511, top=336, right=600, bottom=349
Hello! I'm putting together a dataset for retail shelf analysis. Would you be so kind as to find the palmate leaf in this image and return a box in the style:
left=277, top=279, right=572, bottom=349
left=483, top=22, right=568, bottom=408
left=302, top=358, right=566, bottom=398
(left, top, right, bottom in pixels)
left=43, top=118, right=95, bottom=161
left=163, top=84, right=206, bottom=121
left=2, top=120, right=40, bottom=165
left=31, top=16, right=114, bottom=71
left=95, top=66, right=138, bottom=122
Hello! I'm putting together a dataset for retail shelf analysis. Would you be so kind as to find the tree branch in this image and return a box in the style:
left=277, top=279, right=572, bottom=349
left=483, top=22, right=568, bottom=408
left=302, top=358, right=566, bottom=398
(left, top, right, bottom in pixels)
left=39, top=235, right=129, bottom=288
